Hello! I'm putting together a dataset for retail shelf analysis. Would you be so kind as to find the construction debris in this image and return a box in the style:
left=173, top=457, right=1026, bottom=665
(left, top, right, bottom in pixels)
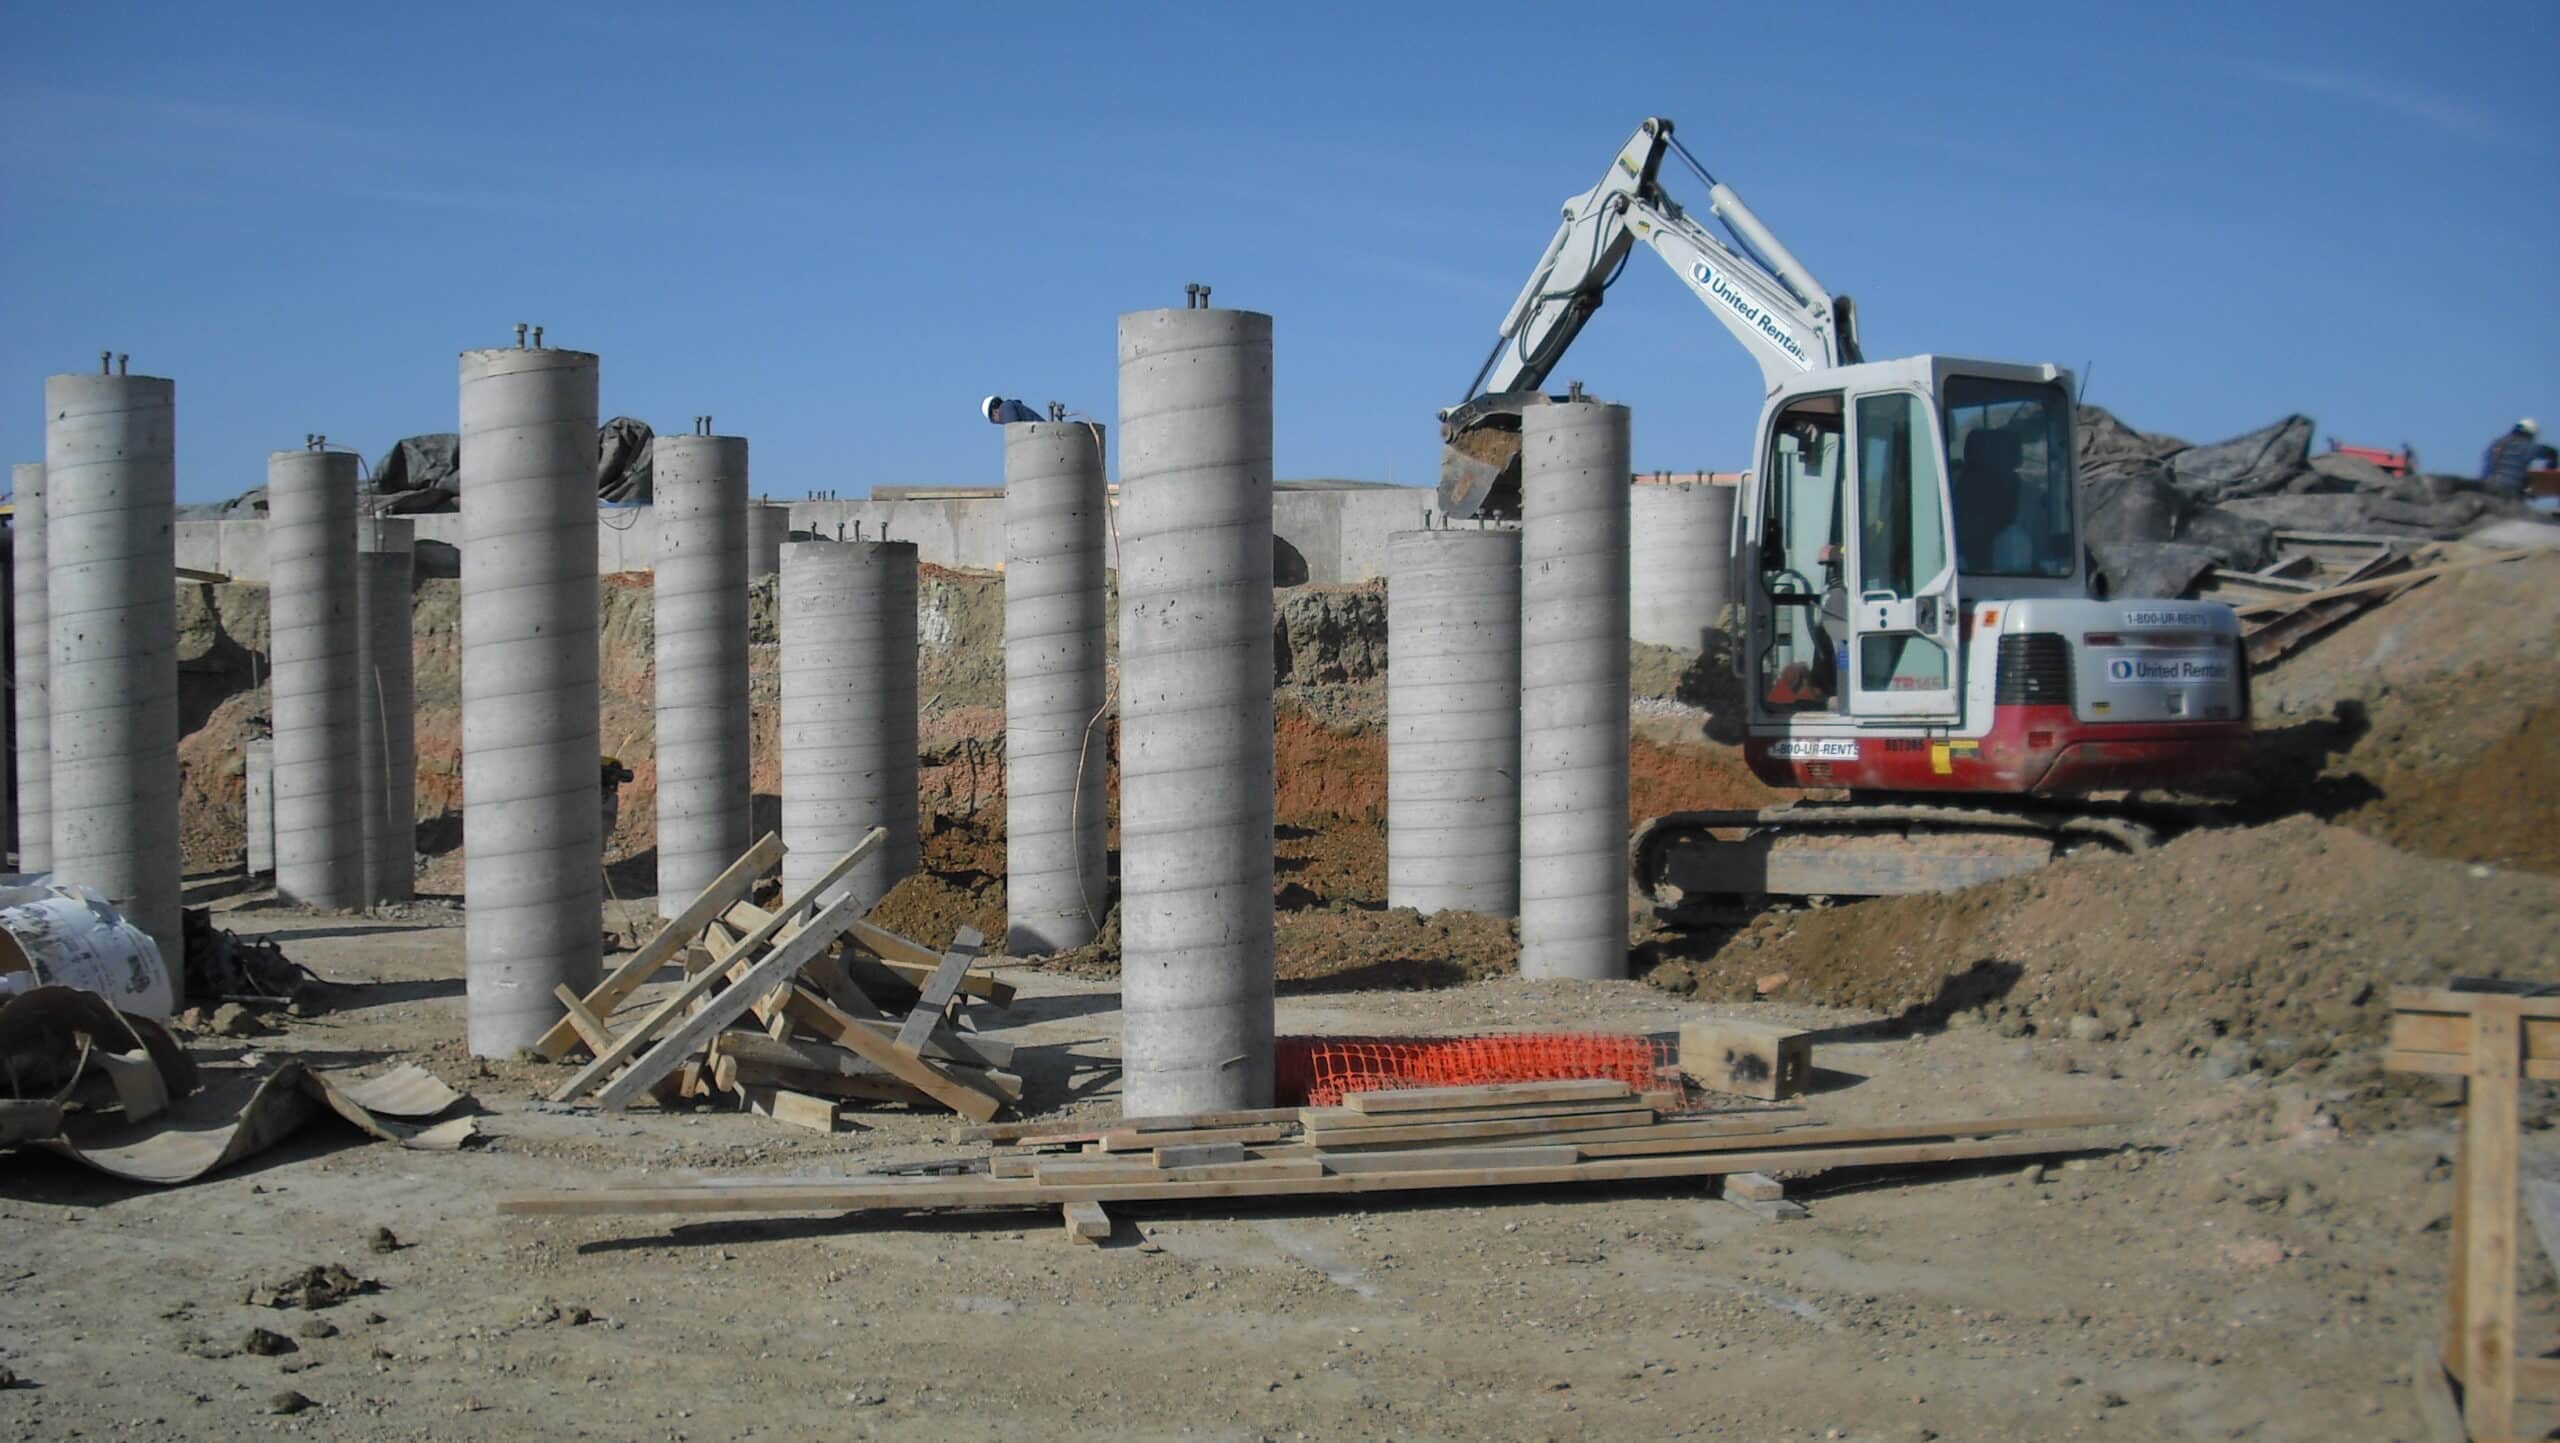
left=498, top=1079, right=2127, bottom=1225
left=538, top=829, right=1019, bottom=1125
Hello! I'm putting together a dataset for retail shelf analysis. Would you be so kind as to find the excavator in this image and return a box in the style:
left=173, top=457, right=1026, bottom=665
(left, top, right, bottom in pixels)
left=1440, top=117, right=2254, bottom=917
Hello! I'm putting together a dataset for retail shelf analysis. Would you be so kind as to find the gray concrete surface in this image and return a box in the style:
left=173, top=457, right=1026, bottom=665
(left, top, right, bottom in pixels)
left=11, top=461, right=48, bottom=871
left=777, top=539, right=918, bottom=911
left=747, top=502, right=790, bottom=577
left=1001, top=420, right=1110, bottom=955
left=1629, top=480, right=1736, bottom=652
left=267, top=449, right=365, bottom=908
left=244, top=737, right=273, bottom=877
left=1386, top=526, right=1522, bottom=917
left=459, top=346, right=602, bottom=1057
left=1518, top=399, right=1631, bottom=981
left=44, top=372, right=184, bottom=981
left=1115, top=306, right=1276, bottom=1115
left=356, top=515, right=416, bottom=905
left=651, top=434, right=753, bottom=917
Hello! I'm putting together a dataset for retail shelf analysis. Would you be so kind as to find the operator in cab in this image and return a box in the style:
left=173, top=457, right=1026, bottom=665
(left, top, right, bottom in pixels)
left=2482, top=418, right=2556, bottom=495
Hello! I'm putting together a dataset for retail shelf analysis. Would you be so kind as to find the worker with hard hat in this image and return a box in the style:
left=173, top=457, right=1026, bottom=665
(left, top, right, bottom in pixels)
left=982, top=395, right=1043, bottom=424
left=2482, top=418, right=2557, bottom=495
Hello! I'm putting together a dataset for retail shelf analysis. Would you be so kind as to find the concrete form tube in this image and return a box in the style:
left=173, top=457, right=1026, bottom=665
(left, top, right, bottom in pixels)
left=459, top=347, right=601, bottom=1057
left=1115, top=306, right=1276, bottom=1115
left=245, top=738, right=274, bottom=877
left=356, top=516, right=416, bottom=905
left=267, top=449, right=364, bottom=907
left=1386, top=527, right=1522, bottom=916
left=11, top=462, right=47, bottom=871
left=746, top=503, right=789, bottom=578
left=652, top=434, right=752, bottom=917
left=45, top=372, right=183, bottom=980
left=777, top=540, right=918, bottom=910
left=1629, top=481, right=1737, bottom=651
left=1518, top=400, right=1632, bottom=981
left=1001, top=421, right=1109, bottom=955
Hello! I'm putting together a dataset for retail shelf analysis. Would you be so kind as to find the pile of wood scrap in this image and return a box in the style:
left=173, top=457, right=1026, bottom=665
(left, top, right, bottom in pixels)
left=498, top=1079, right=2129, bottom=1231
left=2197, top=532, right=2528, bottom=667
left=536, top=829, right=1019, bottom=1128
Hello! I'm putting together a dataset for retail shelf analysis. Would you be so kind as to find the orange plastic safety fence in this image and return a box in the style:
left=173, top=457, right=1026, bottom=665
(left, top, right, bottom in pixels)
left=1273, top=1033, right=1675, bottom=1108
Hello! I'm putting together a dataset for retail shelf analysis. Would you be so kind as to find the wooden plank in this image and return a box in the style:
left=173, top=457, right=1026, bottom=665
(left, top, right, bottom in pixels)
left=2461, top=997, right=2521, bottom=1441
left=802, top=993, right=1009, bottom=1124
left=2392, top=986, right=2560, bottom=1018
left=551, top=985, right=616, bottom=1055
left=2389, top=1010, right=2560, bottom=1063
left=2381, top=1049, right=2560, bottom=1083
left=1572, top=1112, right=2129, bottom=1159
left=1061, top=1200, right=1110, bottom=1244
left=548, top=829, right=882, bottom=1102
left=1724, top=1171, right=1785, bottom=1202
left=1153, top=1141, right=1247, bottom=1169
left=1301, top=1098, right=1670, bottom=1132
left=1303, top=1106, right=1658, bottom=1149
left=1038, top=1156, right=1326, bottom=1186
left=1342, top=1079, right=1634, bottom=1115
left=2231, top=549, right=2529, bottom=616
left=1318, top=1144, right=1581, bottom=1174
left=773, top=992, right=1018, bottom=1071
left=591, top=885, right=874, bottom=1111
left=741, top=1087, right=839, bottom=1134
left=1096, top=1122, right=1297, bottom=1153
left=1679, top=1019, right=1812, bottom=1101
left=846, top=918, right=1015, bottom=1004
left=533, top=831, right=785, bottom=1060
left=499, top=1128, right=2110, bottom=1217
left=896, top=926, right=984, bottom=1054
left=964, top=1108, right=1301, bottom=1146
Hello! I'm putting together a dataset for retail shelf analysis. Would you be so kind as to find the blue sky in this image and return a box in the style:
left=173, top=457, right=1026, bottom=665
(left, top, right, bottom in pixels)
left=3, top=2, right=2552, bottom=503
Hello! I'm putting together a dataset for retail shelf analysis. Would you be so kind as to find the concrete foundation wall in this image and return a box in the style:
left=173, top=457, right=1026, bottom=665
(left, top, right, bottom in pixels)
left=180, top=483, right=1439, bottom=584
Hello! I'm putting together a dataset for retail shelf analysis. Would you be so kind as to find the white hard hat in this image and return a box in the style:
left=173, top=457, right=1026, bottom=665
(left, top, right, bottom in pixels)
left=982, top=395, right=1003, bottom=422
left=2522, top=418, right=2541, bottom=436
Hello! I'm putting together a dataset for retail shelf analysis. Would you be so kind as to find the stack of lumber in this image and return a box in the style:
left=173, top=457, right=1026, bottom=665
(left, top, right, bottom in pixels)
left=536, top=829, right=1019, bottom=1127
left=499, top=1079, right=2130, bottom=1223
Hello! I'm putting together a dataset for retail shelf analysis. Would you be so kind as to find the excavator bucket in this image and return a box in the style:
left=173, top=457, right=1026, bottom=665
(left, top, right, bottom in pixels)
left=1437, top=392, right=1538, bottom=519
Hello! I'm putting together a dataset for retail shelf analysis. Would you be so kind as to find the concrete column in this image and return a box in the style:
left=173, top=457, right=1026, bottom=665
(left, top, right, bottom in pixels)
left=45, top=371, right=183, bottom=980
left=652, top=433, right=752, bottom=916
left=1629, top=481, right=1737, bottom=651
left=11, top=462, right=48, bottom=871
left=245, top=737, right=274, bottom=877
left=746, top=502, right=790, bottom=578
left=1002, top=420, right=1109, bottom=955
left=1519, top=399, right=1631, bottom=981
left=777, top=540, right=917, bottom=909
left=459, top=345, right=601, bottom=1057
left=1116, top=306, right=1276, bottom=1115
left=267, top=449, right=364, bottom=907
left=356, top=516, right=416, bottom=905
left=1387, top=527, right=1522, bottom=916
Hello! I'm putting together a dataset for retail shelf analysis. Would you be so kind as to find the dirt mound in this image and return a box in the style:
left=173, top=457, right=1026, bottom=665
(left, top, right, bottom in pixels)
left=1276, top=903, right=1516, bottom=991
left=1647, top=814, right=2560, bottom=1068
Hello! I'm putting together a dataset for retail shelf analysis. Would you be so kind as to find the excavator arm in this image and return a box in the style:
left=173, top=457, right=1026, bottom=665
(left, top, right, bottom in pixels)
left=1441, top=116, right=1861, bottom=517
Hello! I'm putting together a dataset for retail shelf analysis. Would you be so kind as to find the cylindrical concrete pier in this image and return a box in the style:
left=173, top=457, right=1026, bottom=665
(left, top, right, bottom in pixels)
left=1387, top=527, right=1523, bottom=917
left=267, top=449, right=364, bottom=907
left=1518, top=399, right=1632, bottom=981
left=746, top=502, right=790, bottom=578
left=11, top=462, right=48, bottom=872
left=45, top=372, right=183, bottom=979
left=1002, top=421, right=1109, bottom=955
left=459, top=346, right=601, bottom=1056
left=777, top=540, right=918, bottom=910
left=1116, top=306, right=1276, bottom=1115
left=245, top=737, right=274, bottom=877
left=356, top=516, right=416, bottom=905
left=652, top=434, right=752, bottom=916
left=1629, top=480, right=1737, bottom=651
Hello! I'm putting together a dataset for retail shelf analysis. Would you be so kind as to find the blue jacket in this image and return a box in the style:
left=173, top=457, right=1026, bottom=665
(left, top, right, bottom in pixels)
left=2482, top=430, right=2557, bottom=493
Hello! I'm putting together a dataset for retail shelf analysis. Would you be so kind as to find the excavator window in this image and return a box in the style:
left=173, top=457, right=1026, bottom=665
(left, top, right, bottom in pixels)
left=1943, top=378, right=2076, bottom=579
left=1754, top=394, right=1846, bottom=714
left=1852, top=392, right=1952, bottom=693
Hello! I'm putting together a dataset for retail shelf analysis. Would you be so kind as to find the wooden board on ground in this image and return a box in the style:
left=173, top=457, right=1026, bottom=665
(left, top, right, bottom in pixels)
left=966, top=1108, right=1303, bottom=1146
left=1062, top=1200, right=1110, bottom=1244
left=499, top=1125, right=2117, bottom=1218
left=895, top=927, right=985, bottom=1054
left=1095, top=1122, right=1297, bottom=1153
left=1680, top=1019, right=1812, bottom=1101
left=741, top=1087, right=839, bottom=1134
left=1301, top=1097, right=1671, bottom=1132
left=534, top=832, right=786, bottom=1061
left=1341, top=1080, right=1634, bottom=1115
left=1301, top=1106, right=1657, bottom=1149
left=1316, top=1144, right=1581, bottom=1174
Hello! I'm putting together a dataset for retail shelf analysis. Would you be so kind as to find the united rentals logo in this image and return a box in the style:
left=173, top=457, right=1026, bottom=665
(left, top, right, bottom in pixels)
left=1689, top=259, right=1813, bottom=370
